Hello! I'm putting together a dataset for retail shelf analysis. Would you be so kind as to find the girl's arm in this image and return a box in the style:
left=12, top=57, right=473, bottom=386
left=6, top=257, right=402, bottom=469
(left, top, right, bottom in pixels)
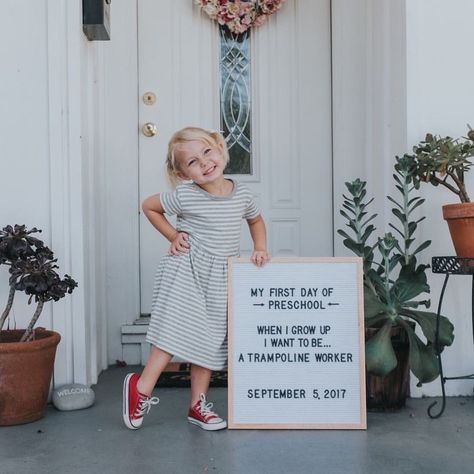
left=247, top=215, right=270, bottom=267
left=142, top=194, right=190, bottom=255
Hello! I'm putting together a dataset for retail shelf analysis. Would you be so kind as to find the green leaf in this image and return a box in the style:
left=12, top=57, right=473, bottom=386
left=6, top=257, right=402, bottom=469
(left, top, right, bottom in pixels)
left=401, top=309, right=454, bottom=347
left=407, top=198, right=425, bottom=215
left=400, top=320, right=439, bottom=384
left=337, top=229, right=352, bottom=241
left=365, top=322, right=398, bottom=376
left=364, top=286, right=387, bottom=318
left=387, top=196, right=403, bottom=210
left=388, top=223, right=404, bottom=239
left=360, top=213, right=377, bottom=228
left=392, top=208, right=406, bottom=224
left=402, top=299, right=430, bottom=309
left=392, top=261, right=429, bottom=303
left=361, top=225, right=376, bottom=243
left=342, top=203, right=356, bottom=215
left=411, top=240, right=431, bottom=256
left=366, top=269, right=387, bottom=298
left=390, top=254, right=403, bottom=270
left=342, top=239, right=364, bottom=257
left=407, top=196, right=423, bottom=207
left=339, top=210, right=353, bottom=222
left=393, top=174, right=403, bottom=186
left=366, top=311, right=390, bottom=328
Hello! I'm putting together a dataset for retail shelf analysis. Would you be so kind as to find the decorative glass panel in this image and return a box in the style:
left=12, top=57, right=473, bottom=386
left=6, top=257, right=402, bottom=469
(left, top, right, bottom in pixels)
left=220, top=26, right=252, bottom=175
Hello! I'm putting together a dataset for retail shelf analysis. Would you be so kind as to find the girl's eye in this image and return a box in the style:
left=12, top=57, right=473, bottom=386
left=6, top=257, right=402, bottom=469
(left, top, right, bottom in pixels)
left=204, top=148, right=211, bottom=155
left=188, top=159, right=196, bottom=166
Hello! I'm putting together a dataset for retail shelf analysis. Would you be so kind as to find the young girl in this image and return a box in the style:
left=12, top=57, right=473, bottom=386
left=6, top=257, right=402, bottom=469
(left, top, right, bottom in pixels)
left=123, top=126, right=269, bottom=431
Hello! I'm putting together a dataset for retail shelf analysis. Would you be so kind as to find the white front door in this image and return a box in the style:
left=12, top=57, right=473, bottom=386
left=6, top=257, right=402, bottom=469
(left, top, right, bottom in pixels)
left=138, top=0, right=333, bottom=314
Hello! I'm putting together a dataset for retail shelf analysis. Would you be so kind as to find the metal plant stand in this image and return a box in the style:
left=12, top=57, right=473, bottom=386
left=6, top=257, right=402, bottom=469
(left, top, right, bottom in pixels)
left=428, top=256, right=474, bottom=418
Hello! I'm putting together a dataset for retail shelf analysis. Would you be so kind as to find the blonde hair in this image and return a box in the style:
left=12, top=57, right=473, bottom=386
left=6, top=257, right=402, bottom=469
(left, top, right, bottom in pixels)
left=166, top=127, right=229, bottom=187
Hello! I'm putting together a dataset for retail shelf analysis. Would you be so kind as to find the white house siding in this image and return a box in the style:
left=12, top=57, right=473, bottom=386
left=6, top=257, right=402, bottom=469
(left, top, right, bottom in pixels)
left=407, top=0, right=474, bottom=397
left=102, top=2, right=142, bottom=370
left=0, top=3, right=51, bottom=321
left=0, top=1, right=56, bottom=363
left=0, top=0, right=107, bottom=386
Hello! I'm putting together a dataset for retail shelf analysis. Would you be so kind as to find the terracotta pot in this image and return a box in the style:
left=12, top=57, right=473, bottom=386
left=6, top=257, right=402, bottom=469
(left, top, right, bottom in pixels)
left=0, top=329, right=61, bottom=425
left=443, top=202, right=474, bottom=257
left=365, top=326, right=410, bottom=411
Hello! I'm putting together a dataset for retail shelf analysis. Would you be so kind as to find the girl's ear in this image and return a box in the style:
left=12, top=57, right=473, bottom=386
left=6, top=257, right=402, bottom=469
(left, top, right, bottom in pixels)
left=176, top=170, right=188, bottom=181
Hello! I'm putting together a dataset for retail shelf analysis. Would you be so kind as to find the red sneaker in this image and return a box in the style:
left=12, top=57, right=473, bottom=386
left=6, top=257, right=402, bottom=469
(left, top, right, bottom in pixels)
left=123, top=373, right=159, bottom=430
left=187, top=393, right=227, bottom=431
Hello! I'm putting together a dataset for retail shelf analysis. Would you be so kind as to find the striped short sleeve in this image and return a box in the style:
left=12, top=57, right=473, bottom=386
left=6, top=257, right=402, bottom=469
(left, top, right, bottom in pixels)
left=160, top=190, right=182, bottom=215
left=243, top=192, right=260, bottom=220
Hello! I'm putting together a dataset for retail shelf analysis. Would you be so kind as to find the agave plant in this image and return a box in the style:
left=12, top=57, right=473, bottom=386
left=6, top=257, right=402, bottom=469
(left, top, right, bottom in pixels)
left=338, top=156, right=455, bottom=385
left=0, top=224, right=77, bottom=342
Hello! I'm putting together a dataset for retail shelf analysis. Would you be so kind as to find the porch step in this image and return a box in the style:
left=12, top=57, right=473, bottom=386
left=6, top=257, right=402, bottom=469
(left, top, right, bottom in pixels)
left=121, top=316, right=185, bottom=366
left=121, top=317, right=151, bottom=365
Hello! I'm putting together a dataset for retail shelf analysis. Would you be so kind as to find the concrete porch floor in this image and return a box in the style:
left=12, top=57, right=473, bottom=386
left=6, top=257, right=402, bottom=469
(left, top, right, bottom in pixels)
left=1, top=366, right=474, bottom=474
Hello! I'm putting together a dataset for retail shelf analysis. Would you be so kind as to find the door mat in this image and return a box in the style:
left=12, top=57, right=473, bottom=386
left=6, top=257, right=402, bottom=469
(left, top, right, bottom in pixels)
left=156, top=363, right=228, bottom=388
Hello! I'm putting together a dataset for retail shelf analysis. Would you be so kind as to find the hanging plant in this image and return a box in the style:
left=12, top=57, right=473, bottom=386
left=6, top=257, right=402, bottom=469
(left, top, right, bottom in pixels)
left=195, top=0, right=287, bottom=34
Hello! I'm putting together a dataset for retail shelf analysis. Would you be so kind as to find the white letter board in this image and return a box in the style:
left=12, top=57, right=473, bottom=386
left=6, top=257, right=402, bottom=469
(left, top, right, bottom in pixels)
left=227, top=257, right=366, bottom=430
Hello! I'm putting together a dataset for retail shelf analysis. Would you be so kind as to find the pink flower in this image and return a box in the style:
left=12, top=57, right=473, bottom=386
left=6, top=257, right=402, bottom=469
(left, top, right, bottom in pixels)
left=197, top=0, right=285, bottom=33
left=260, top=0, right=285, bottom=15
left=241, top=14, right=253, bottom=26
left=203, top=3, right=219, bottom=18
left=239, top=2, right=255, bottom=15
left=252, top=14, right=267, bottom=27
left=231, top=21, right=250, bottom=34
left=225, top=1, right=241, bottom=19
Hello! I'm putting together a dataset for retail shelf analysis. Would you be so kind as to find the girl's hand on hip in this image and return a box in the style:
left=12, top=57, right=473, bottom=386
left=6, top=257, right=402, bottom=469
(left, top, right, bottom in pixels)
left=169, top=232, right=190, bottom=256
left=251, top=250, right=270, bottom=267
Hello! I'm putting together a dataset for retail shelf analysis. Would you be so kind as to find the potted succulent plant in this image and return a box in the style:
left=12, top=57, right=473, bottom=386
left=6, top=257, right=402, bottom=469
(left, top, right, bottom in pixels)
left=413, top=127, right=474, bottom=256
left=0, top=225, right=77, bottom=425
left=338, top=156, right=455, bottom=409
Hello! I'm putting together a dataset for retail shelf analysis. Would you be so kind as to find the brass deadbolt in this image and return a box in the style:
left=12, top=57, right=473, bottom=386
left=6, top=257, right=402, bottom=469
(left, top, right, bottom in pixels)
left=143, top=92, right=156, bottom=105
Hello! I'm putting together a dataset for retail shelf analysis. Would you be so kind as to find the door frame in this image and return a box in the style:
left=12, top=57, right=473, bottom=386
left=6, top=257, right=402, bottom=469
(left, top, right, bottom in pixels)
left=103, top=0, right=407, bottom=364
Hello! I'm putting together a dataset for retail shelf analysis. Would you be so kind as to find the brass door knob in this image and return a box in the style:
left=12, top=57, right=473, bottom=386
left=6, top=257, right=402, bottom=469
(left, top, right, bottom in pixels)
left=142, top=122, right=157, bottom=137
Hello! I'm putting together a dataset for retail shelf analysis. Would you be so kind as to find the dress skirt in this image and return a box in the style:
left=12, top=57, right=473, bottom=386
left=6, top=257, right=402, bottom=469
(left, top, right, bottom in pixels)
left=146, top=240, right=229, bottom=371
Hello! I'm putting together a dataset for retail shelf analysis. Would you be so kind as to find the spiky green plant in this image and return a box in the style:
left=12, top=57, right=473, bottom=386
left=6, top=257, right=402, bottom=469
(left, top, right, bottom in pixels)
left=338, top=156, right=454, bottom=385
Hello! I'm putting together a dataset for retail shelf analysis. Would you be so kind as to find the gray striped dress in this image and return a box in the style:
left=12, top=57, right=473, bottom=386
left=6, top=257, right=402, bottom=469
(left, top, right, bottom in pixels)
left=146, top=180, right=260, bottom=370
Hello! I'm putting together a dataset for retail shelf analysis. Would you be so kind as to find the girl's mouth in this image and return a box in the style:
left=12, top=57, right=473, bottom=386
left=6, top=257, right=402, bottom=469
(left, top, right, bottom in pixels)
left=203, top=165, right=217, bottom=176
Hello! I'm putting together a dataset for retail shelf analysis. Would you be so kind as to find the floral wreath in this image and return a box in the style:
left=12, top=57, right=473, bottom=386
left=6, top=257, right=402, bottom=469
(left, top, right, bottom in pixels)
left=195, top=0, right=287, bottom=34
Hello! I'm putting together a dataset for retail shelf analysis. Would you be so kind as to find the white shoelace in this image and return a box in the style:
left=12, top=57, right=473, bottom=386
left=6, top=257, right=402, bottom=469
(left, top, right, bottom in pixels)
left=199, top=394, right=219, bottom=419
left=137, top=396, right=160, bottom=416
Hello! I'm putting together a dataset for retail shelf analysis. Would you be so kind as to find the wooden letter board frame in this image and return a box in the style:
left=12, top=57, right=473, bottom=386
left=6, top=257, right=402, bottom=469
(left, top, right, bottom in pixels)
left=227, top=257, right=366, bottom=430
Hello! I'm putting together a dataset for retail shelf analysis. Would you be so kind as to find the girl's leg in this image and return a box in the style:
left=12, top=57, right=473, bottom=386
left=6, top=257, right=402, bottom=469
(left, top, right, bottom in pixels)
left=137, top=345, right=173, bottom=396
left=190, top=363, right=212, bottom=406
left=123, top=345, right=172, bottom=430
left=188, top=363, right=227, bottom=430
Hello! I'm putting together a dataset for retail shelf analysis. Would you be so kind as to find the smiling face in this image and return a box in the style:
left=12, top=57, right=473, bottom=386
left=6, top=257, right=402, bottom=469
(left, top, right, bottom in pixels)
left=175, top=140, right=226, bottom=185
